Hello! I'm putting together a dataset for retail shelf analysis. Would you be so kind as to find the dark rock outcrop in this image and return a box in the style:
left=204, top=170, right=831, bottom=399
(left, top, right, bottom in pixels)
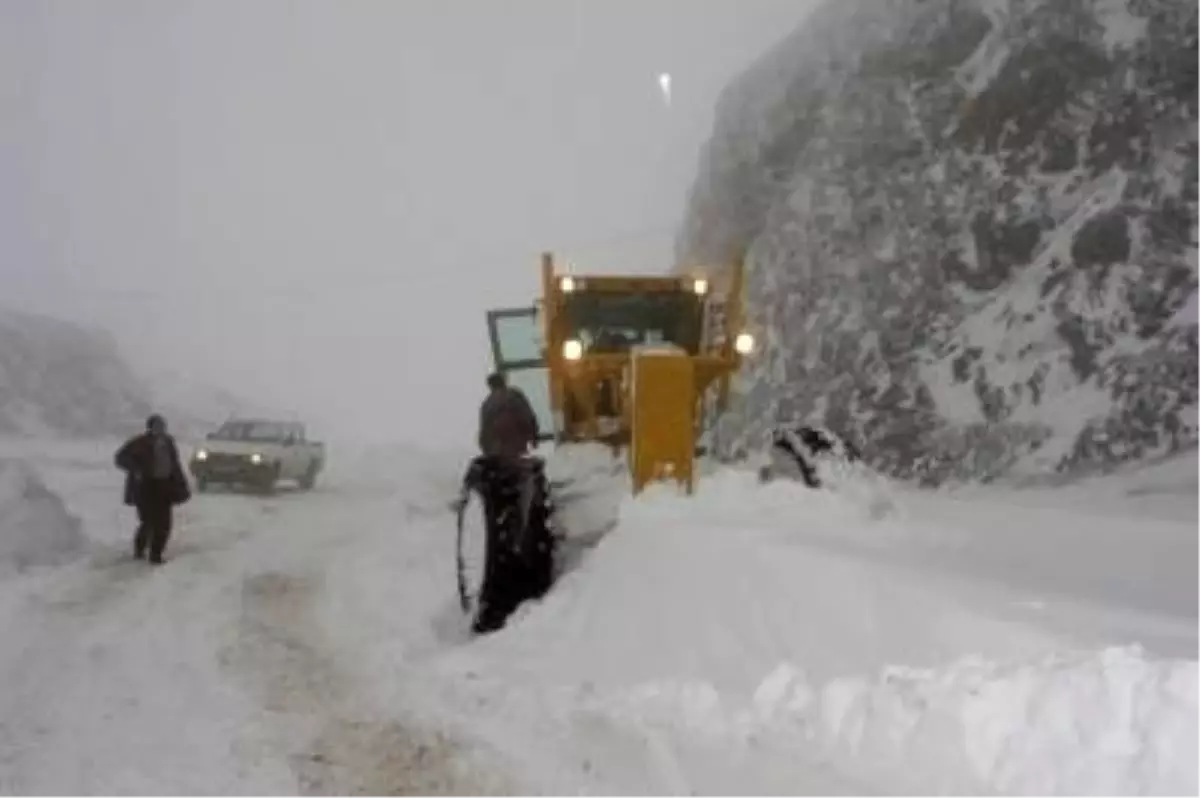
left=679, top=0, right=1197, bottom=484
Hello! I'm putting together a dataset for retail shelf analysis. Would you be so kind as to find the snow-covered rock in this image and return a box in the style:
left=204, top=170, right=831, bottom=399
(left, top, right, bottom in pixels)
left=0, top=310, right=152, bottom=438
left=678, top=0, right=1198, bottom=484
left=0, top=309, right=270, bottom=439
left=0, top=458, right=85, bottom=570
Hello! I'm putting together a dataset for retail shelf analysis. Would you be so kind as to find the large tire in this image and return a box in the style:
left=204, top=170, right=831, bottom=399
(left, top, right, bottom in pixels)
left=455, top=455, right=556, bottom=635
left=456, top=482, right=493, bottom=620
left=298, top=462, right=319, bottom=491
left=258, top=463, right=281, bottom=495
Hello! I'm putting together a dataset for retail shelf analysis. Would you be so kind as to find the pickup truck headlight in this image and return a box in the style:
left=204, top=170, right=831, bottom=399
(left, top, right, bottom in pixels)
left=250, top=453, right=263, bottom=464
left=195, top=450, right=208, bottom=461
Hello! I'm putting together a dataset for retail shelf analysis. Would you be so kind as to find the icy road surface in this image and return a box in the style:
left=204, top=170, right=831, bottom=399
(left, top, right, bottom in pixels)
left=0, top=438, right=1195, bottom=794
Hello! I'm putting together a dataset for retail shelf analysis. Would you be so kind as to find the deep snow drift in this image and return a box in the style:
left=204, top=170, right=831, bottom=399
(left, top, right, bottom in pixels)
left=0, top=438, right=1194, bottom=794
left=319, top=444, right=1198, bottom=794
left=0, top=458, right=85, bottom=571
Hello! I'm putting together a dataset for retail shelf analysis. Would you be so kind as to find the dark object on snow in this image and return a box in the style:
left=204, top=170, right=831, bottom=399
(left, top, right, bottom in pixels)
left=478, top=372, right=541, bottom=460
left=759, top=424, right=861, bottom=488
left=114, top=414, right=191, bottom=563
left=455, top=454, right=556, bottom=635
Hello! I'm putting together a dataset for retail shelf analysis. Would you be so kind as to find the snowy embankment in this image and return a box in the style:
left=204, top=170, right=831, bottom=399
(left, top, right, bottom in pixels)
left=0, top=458, right=85, bottom=571
left=592, top=644, right=1196, bottom=796
left=316, top=446, right=1198, bottom=795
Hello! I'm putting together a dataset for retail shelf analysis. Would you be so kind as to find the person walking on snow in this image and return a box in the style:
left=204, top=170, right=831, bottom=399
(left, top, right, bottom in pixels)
left=114, top=413, right=191, bottom=563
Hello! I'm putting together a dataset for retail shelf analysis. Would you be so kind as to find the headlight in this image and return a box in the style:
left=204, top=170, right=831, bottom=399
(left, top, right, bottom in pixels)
left=195, top=449, right=208, bottom=461
left=560, top=276, right=576, bottom=293
left=692, top=277, right=708, bottom=295
left=563, top=339, right=584, bottom=361
left=734, top=332, right=755, bottom=355
left=250, top=453, right=263, bottom=464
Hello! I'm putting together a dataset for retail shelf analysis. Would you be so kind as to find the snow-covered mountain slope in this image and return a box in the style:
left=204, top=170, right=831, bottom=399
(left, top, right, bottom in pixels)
left=0, top=310, right=152, bottom=437
left=0, top=309, right=268, bottom=439
left=678, top=0, right=1198, bottom=484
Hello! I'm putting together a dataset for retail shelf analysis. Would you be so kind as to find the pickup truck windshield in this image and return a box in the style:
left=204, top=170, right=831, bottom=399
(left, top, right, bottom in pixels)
left=213, top=421, right=293, bottom=442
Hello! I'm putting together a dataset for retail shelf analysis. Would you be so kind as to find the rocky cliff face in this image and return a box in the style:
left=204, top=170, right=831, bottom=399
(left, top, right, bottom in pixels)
left=679, top=0, right=1197, bottom=484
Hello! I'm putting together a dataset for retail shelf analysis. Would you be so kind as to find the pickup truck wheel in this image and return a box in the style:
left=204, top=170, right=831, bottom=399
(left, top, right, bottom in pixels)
left=298, top=462, right=319, bottom=491
left=259, top=464, right=281, bottom=495
left=196, top=476, right=209, bottom=493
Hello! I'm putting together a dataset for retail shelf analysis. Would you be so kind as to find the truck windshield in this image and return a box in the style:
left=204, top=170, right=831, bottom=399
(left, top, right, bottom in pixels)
left=213, top=421, right=291, bottom=442
left=562, top=290, right=704, bottom=354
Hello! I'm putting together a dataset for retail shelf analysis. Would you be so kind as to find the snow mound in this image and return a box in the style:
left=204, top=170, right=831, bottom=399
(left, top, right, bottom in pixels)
left=0, top=459, right=85, bottom=570
left=448, top=465, right=1060, bottom=693
left=601, top=645, right=1197, bottom=796
left=623, top=466, right=902, bottom=533
left=543, top=441, right=626, bottom=486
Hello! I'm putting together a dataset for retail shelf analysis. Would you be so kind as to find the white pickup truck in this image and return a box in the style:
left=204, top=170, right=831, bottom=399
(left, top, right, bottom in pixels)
left=189, top=419, right=325, bottom=493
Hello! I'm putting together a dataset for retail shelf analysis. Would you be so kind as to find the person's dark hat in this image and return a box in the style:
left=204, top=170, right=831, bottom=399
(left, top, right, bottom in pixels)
left=146, top=413, right=166, bottom=431
left=487, top=372, right=506, bottom=390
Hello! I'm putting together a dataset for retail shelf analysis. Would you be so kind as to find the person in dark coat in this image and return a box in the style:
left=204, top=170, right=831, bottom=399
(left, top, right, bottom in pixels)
left=478, top=372, right=540, bottom=460
left=469, top=374, right=549, bottom=636
left=114, top=414, right=191, bottom=563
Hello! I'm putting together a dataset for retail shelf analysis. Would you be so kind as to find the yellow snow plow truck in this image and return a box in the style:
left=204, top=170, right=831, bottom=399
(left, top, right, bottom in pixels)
left=455, top=251, right=755, bottom=634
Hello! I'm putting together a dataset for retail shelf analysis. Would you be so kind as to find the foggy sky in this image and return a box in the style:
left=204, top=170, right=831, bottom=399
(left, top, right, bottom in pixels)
left=1, top=0, right=817, bottom=446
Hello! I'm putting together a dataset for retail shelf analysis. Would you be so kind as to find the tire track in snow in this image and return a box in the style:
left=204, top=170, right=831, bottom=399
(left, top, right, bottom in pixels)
left=28, top=499, right=268, bottom=614
left=223, top=568, right=515, bottom=795
left=0, top=513, right=289, bottom=793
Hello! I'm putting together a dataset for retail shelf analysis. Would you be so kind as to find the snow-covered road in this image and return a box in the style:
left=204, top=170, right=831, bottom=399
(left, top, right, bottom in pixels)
left=0, top=442, right=514, bottom=794
left=0, top=439, right=1195, bottom=794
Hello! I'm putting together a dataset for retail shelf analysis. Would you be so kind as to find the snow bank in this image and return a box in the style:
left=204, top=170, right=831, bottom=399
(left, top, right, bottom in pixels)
left=631, top=465, right=901, bottom=527
left=444, top=465, right=1063, bottom=693
left=0, top=458, right=85, bottom=570
left=595, top=645, right=1197, bottom=795
left=296, top=439, right=1196, bottom=794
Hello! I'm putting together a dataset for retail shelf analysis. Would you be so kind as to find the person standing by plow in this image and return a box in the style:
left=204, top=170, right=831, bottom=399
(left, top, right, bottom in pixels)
left=455, top=372, right=556, bottom=635
left=114, top=414, right=191, bottom=564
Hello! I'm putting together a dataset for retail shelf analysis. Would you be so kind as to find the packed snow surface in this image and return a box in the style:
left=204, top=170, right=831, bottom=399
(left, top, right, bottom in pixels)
left=0, top=438, right=1194, bottom=794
